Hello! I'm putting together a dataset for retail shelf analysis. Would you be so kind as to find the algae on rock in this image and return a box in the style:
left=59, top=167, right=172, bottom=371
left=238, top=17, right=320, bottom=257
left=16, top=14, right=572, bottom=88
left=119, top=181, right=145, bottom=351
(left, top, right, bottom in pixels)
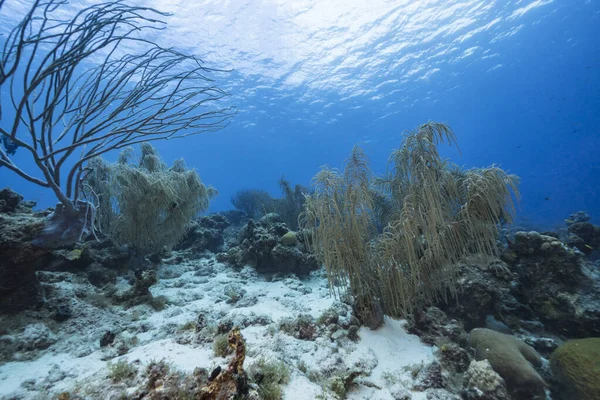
left=551, top=337, right=600, bottom=400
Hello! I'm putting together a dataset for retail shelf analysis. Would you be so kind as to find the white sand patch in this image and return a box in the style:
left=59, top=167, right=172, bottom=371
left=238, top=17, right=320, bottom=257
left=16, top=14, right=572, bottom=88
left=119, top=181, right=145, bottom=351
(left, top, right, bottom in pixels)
left=236, top=279, right=334, bottom=320
left=121, top=339, right=213, bottom=372
left=358, top=317, right=435, bottom=380
left=0, top=351, right=106, bottom=395
left=285, top=373, right=328, bottom=399
left=347, top=317, right=435, bottom=399
left=0, top=256, right=437, bottom=399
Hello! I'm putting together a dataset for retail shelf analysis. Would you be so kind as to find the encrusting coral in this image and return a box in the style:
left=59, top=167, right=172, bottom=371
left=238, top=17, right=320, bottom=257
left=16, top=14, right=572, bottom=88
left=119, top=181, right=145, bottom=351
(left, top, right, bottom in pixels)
left=199, top=327, right=249, bottom=399
left=551, top=337, right=600, bottom=400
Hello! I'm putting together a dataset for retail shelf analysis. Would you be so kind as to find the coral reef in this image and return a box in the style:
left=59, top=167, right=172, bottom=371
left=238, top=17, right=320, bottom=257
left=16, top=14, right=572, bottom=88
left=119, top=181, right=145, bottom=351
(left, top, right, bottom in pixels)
left=462, top=359, right=508, bottom=400
left=302, top=122, right=519, bottom=323
left=279, top=314, right=317, bottom=340
left=433, top=228, right=600, bottom=342
left=84, top=144, right=216, bottom=256
left=0, top=195, right=48, bottom=312
left=563, top=211, right=600, bottom=255
left=504, top=231, right=600, bottom=338
left=0, top=187, right=31, bottom=213
left=550, top=337, right=600, bottom=400
left=2, top=187, right=600, bottom=400
left=175, top=214, right=230, bottom=255
left=437, top=255, right=527, bottom=333
left=468, top=328, right=546, bottom=399
left=115, top=270, right=165, bottom=310
left=0, top=205, right=132, bottom=313
left=199, top=327, right=249, bottom=399
left=408, top=307, right=468, bottom=346
left=218, top=214, right=319, bottom=275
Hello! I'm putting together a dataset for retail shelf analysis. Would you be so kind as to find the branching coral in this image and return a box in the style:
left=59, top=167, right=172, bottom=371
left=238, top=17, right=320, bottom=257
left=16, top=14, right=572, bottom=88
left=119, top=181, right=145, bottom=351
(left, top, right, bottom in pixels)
left=0, top=1, right=232, bottom=246
left=301, top=122, right=519, bottom=320
left=84, top=143, right=216, bottom=255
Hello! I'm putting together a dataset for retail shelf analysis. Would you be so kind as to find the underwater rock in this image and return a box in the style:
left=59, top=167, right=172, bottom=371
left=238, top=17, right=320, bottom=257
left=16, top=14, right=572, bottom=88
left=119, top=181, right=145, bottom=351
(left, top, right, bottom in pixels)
left=220, top=209, right=249, bottom=227
left=389, top=384, right=412, bottom=400
left=259, top=212, right=283, bottom=224
left=14, top=323, right=58, bottom=352
left=462, top=359, right=508, bottom=400
left=52, top=304, right=72, bottom=322
left=316, top=302, right=361, bottom=342
left=214, top=314, right=272, bottom=337
left=279, top=314, right=317, bottom=340
left=217, top=319, right=234, bottom=335
left=0, top=210, right=48, bottom=312
left=432, top=233, right=600, bottom=339
left=131, top=270, right=157, bottom=296
left=564, top=233, right=588, bottom=254
left=176, top=214, right=230, bottom=255
left=132, top=361, right=214, bottom=399
left=100, top=331, right=116, bottom=347
left=484, top=315, right=512, bottom=334
left=42, top=237, right=130, bottom=276
left=550, top=337, right=600, bottom=400
left=100, top=334, right=134, bottom=360
left=506, top=231, right=600, bottom=337
left=524, top=336, right=559, bottom=355
left=31, top=200, right=96, bottom=249
left=565, top=211, right=591, bottom=225
left=223, top=283, right=247, bottom=305
left=407, top=306, right=468, bottom=346
left=468, top=328, right=545, bottom=399
left=72, top=237, right=132, bottom=271
left=271, top=242, right=319, bottom=274
left=437, top=341, right=471, bottom=374
left=86, top=263, right=117, bottom=287
left=115, top=270, right=164, bottom=309
left=328, top=368, right=368, bottom=398
left=46, top=245, right=94, bottom=272
left=195, top=311, right=210, bottom=332
left=0, top=187, right=23, bottom=213
left=424, top=388, right=461, bottom=400
left=508, top=231, right=583, bottom=282
left=219, top=216, right=319, bottom=275
left=413, top=362, right=446, bottom=391
left=144, top=359, right=172, bottom=391
left=566, top=221, right=600, bottom=255
left=520, top=319, right=545, bottom=333
left=436, top=256, right=527, bottom=333
left=359, top=299, right=384, bottom=330
left=317, top=308, right=340, bottom=326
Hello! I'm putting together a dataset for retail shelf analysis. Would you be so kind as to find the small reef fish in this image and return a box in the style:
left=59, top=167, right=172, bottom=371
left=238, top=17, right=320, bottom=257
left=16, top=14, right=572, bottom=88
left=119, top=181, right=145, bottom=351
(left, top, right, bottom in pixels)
left=65, top=244, right=89, bottom=260
left=1, top=136, right=20, bottom=156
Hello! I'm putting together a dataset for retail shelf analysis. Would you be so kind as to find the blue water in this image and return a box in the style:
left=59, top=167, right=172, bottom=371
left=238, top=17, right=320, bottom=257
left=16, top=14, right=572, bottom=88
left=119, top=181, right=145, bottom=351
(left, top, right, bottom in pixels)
left=1, top=0, right=599, bottom=230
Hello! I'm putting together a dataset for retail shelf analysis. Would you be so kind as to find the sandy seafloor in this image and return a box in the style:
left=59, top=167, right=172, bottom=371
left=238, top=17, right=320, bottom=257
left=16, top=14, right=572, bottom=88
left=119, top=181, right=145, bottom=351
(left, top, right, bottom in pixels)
left=0, top=253, right=437, bottom=399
